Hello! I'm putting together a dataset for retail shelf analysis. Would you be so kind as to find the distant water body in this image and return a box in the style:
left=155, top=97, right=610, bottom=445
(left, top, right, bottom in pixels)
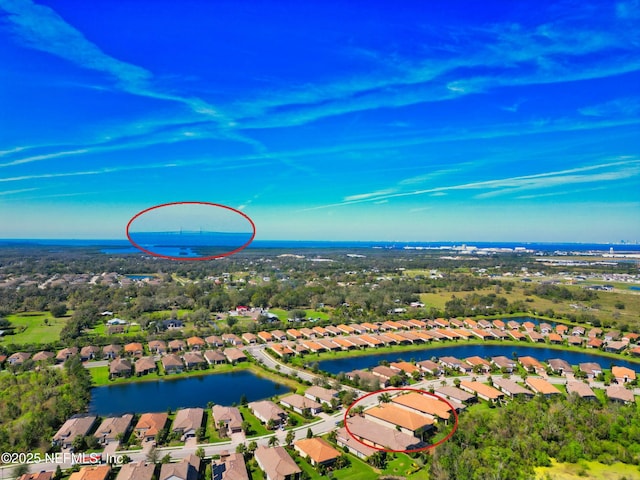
left=128, top=231, right=254, bottom=247
left=1, top=238, right=639, bottom=254
left=318, top=344, right=640, bottom=375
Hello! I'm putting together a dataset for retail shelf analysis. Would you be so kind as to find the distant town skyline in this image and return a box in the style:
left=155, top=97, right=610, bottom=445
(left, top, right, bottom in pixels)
left=1, top=0, right=639, bottom=243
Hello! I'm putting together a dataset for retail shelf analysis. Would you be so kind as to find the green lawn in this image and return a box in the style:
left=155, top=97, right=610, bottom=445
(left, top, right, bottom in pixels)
left=90, top=362, right=250, bottom=386
left=269, top=308, right=331, bottom=321
left=333, top=454, right=381, bottom=480
left=291, top=449, right=377, bottom=480
left=239, top=406, right=270, bottom=437
left=1, top=311, right=67, bottom=345
left=294, top=454, right=323, bottom=479
left=204, top=410, right=226, bottom=443
left=382, top=453, right=430, bottom=479
left=88, top=322, right=143, bottom=337
left=284, top=411, right=314, bottom=430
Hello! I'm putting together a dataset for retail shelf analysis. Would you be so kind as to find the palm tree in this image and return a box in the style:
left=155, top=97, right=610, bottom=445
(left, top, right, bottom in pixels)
left=268, top=435, right=279, bottom=447
left=285, top=429, right=295, bottom=446
left=379, top=392, right=391, bottom=404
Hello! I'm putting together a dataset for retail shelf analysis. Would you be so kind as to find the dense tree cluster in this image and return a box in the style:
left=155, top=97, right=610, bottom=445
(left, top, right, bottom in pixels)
left=0, top=355, right=91, bottom=453
left=525, top=284, right=598, bottom=302
left=430, top=395, right=640, bottom=479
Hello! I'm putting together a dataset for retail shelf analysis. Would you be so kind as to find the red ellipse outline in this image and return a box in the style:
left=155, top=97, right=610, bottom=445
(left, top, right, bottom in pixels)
left=343, top=387, right=459, bottom=453
left=126, top=201, right=256, bottom=261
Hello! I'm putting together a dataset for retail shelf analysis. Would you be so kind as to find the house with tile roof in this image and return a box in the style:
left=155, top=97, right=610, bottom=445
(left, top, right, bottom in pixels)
left=335, top=426, right=377, bottom=459
left=159, top=454, right=200, bottom=480
left=172, top=408, right=204, bottom=441
left=52, top=415, right=97, bottom=449
left=279, top=394, right=322, bottom=416
left=115, top=461, right=155, bottom=480
left=212, top=405, right=243, bottom=435
left=459, top=381, right=504, bottom=403
left=612, top=366, right=637, bottom=383
left=134, top=356, right=157, bottom=376
left=17, top=472, right=54, bottom=480
left=547, top=358, right=572, bottom=374
left=525, top=377, right=562, bottom=397
left=109, top=358, right=132, bottom=378
left=294, top=438, right=341, bottom=467
left=204, top=350, right=227, bottom=365
left=491, top=378, right=533, bottom=398
left=606, top=385, right=635, bottom=404
left=162, top=354, right=184, bottom=374
left=392, top=392, right=452, bottom=422
left=365, top=403, right=433, bottom=437
left=566, top=382, right=597, bottom=400
left=134, top=413, right=168, bottom=442
left=344, top=415, right=424, bottom=451
left=254, top=446, right=301, bottom=480
left=248, top=401, right=287, bottom=428
left=68, top=465, right=111, bottom=480
left=212, top=452, right=249, bottom=480
left=304, top=386, right=339, bottom=406
left=94, top=414, right=133, bottom=445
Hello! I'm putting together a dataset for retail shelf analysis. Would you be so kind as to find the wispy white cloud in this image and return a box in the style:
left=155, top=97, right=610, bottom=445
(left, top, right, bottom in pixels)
left=0, top=0, right=262, bottom=150
left=344, top=189, right=396, bottom=202
left=233, top=7, right=640, bottom=129
left=0, top=147, right=27, bottom=157
left=578, top=97, right=640, bottom=117
left=0, top=148, right=90, bottom=168
left=0, top=187, right=38, bottom=196
left=0, top=157, right=276, bottom=184
left=300, top=158, right=640, bottom=211
left=515, top=185, right=608, bottom=200
left=399, top=165, right=474, bottom=186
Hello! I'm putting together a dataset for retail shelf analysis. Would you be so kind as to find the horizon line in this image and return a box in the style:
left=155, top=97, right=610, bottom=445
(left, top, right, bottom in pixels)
left=0, top=237, right=637, bottom=246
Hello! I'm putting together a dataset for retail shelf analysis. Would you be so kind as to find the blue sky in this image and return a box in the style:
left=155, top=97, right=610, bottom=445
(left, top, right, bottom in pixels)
left=1, top=0, right=639, bottom=242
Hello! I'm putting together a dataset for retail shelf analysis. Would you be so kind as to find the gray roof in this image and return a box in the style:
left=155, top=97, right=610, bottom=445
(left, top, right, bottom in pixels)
left=345, top=415, right=422, bottom=451
left=116, top=461, right=155, bottom=480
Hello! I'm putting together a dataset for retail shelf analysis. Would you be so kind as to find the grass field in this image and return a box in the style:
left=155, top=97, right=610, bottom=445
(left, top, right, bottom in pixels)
left=88, top=322, right=144, bottom=337
left=535, top=459, right=640, bottom=479
left=269, top=308, right=331, bottom=321
left=1, top=311, right=66, bottom=345
left=382, top=452, right=429, bottom=479
left=419, top=283, right=640, bottom=329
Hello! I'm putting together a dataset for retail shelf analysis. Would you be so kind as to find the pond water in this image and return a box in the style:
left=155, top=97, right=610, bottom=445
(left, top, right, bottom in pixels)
left=317, top=344, right=640, bottom=375
left=126, top=275, right=154, bottom=280
left=89, top=370, right=291, bottom=416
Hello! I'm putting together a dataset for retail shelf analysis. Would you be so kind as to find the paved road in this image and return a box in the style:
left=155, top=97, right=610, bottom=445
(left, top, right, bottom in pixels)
left=247, top=345, right=318, bottom=383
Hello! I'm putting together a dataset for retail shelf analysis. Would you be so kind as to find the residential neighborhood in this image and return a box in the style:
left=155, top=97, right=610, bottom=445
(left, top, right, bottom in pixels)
left=1, top=245, right=640, bottom=480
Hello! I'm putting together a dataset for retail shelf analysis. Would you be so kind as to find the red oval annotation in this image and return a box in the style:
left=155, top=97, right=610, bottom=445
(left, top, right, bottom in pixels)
left=342, top=387, right=459, bottom=454
left=126, top=201, right=256, bottom=261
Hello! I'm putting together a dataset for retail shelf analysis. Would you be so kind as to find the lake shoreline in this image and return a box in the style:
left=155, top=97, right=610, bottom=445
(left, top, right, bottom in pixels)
left=293, top=338, right=640, bottom=367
